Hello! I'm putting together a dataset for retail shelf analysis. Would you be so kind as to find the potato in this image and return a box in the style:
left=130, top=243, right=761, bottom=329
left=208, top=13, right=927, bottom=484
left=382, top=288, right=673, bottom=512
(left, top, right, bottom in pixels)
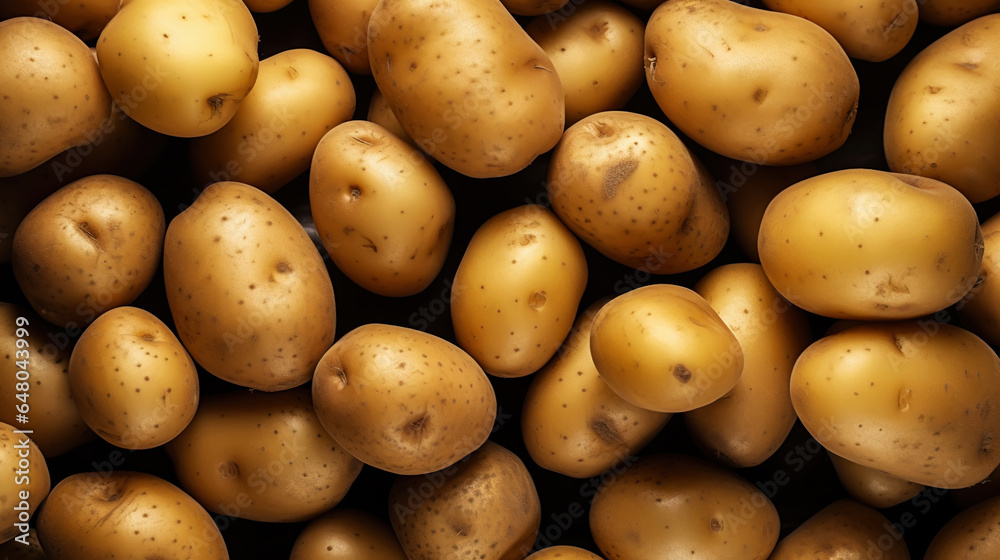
left=96, top=0, right=259, bottom=137
left=36, top=471, right=228, bottom=559
left=290, top=508, right=407, bottom=560
left=760, top=0, right=918, bottom=62
left=166, top=388, right=362, bottom=523
left=959, top=210, right=1000, bottom=345
left=758, top=169, right=983, bottom=320
left=389, top=441, right=541, bottom=560
left=589, top=454, right=779, bottom=560
left=525, top=547, right=603, bottom=560
left=768, top=499, right=908, bottom=560
left=827, top=452, right=924, bottom=509
left=0, top=304, right=94, bottom=457
left=501, top=0, right=568, bottom=17
left=0, top=528, right=45, bottom=558
left=919, top=0, right=1000, bottom=27
left=450, top=204, right=588, bottom=378
left=522, top=299, right=672, bottom=478
left=367, top=88, right=414, bottom=146
left=243, top=0, right=294, bottom=12
left=546, top=111, right=729, bottom=274
left=190, top=48, right=355, bottom=194
left=884, top=14, right=1000, bottom=203
left=309, top=0, right=378, bottom=74
left=0, top=17, right=113, bottom=177
left=644, top=0, right=859, bottom=165
left=163, top=181, right=336, bottom=391
left=0, top=423, right=49, bottom=545
left=526, top=2, right=644, bottom=125
left=590, top=284, right=743, bottom=413
left=367, top=0, right=564, bottom=178
left=0, top=0, right=118, bottom=40
left=309, top=120, right=455, bottom=297
left=685, top=263, right=811, bottom=467
left=312, top=323, right=497, bottom=475
left=790, top=321, right=1000, bottom=488
left=12, top=174, right=165, bottom=330
left=924, top=493, right=1000, bottom=559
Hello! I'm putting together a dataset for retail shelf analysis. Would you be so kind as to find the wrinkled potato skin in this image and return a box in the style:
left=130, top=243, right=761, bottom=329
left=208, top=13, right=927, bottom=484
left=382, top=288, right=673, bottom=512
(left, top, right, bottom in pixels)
left=164, top=181, right=336, bottom=391
left=827, top=452, right=924, bottom=509
left=884, top=14, right=1000, bottom=203
left=758, top=169, right=983, bottom=320
left=919, top=0, right=1000, bottom=26
left=389, top=442, right=541, bottom=560
left=644, top=0, right=859, bottom=165
left=547, top=111, right=728, bottom=274
left=769, top=499, right=909, bottom=560
left=290, top=509, right=407, bottom=560
left=0, top=0, right=118, bottom=40
left=522, top=299, right=672, bottom=478
left=0, top=17, right=113, bottom=177
left=0, top=424, right=49, bottom=545
left=924, top=494, right=1000, bottom=559
left=791, top=322, right=1000, bottom=488
left=959, top=211, right=1000, bottom=345
left=589, top=454, right=779, bottom=560
left=309, top=0, right=378, bottom=74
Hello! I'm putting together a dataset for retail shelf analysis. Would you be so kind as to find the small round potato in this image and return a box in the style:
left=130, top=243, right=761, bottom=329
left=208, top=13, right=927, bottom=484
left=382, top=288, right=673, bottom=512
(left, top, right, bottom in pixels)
left=0, top=424, right=49, bottom=545
left=309, top=0, right=379, bottom=74
left=924, top=493, right=1000, bottom=559
left=289, top=509, right=407, bottom=560
left=768, top=499, right=909, bottom=560
left=827, top=452, right=924, bottom=509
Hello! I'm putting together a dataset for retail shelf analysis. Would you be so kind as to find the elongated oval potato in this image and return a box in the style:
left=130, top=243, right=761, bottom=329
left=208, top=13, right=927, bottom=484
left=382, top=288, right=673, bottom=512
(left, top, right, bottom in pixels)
left=686, top=263, right=811, bottom=467
left=522, top=299, right=672, bottom=478
left=309, top=121, right=455, bottom=297
left=526, top=2, right=644, bottom=124
left=760, top=0, right=918, bottom=62
left=165, top=388, right=362, bottom=523
left=959, top=210, right=1000, bottom=345
left=768, top=499, right=908, bottom=560
left=450, top=204, right=588, bottom=378
left=884, top=14, right=1000, bottom=203
left=190, top=48, right=355, bottom=194
left=0, top=17, right=113, bottom=177
left=644, top=0, right=859, bottom=165
left=367, top=0, right=564, bottom=178
left=790, top=321, right=1000, bottom=488
left=164, top=181, right=336, bottom=391
left=919, top=0, right=1000, bottom=26
left=924, top=493, right=1000, bottom=559
left=589, top=454, right=779, bottom=560
left=96, top=0, right=259, bottom=137
left=546, top=111, right=729, bottom=274
left=309, top=0, right=378, bottom=74
left=36, top=471, right=228, bottom=559
left=590, top=284, right=743, bottom=413
left=758, top=169, right=983, bottom=320
left=290, top=509, right=407, bottom=560
left=827, top=452, right=924, bottom=509
left=312, top=323, right=497, bottom=475
left=525, top=547, right=603, bottom=560
left=69, top=306, right=199, bottom=450
left=389, top=441, right=541, bottom=560
left=0, top=0, right=119, bottom=40
left=0, top=424, right=49, bottom=545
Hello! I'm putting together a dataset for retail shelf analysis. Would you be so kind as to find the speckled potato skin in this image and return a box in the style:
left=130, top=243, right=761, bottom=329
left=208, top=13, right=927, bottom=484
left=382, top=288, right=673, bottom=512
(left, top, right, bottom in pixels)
left=589, top=454, right=779, bottom=560
left=959, top=211, right=1000, bottom=345
left=546, top=111, right=728, bottom=274
left=0, top=17, right=113, bottom=177
left=0, top=424, right=49, bottom=545
left=367, top=0, right=564, bottom=178
left=35, top=471, right=228, bottom=559
left=389, top=441, right=541, bottom=560
left=590, top=284, right=743, bottom=413
left=11, top=174, right=165, bottom=330
left=450, top=204, right=588, bottom=378
left=686, top=263, right=811, bottom=468
left=165, top=388, right=362, bottom=523
left=309, top=120, right=455, bottom=297
left=758, top=169, right=983, bottom=320
left=309, top=0, right=379, bottom=75
left=791, top=321, right=1000, bottom=488
left=163, top=181, right=336, bottom=391
left=290, top=508, right=408, bottom=560
left=525, top=547, right=604, bottom=560
left=827, top=452, right=924, bottom=509
left=769, top=499, right=908, bottom=560
left=312, top=323, right=497, bottom=475
left=924, top=493, right=1000, bottom=559
left=68, top=306, right=198, bottom=450
left=521, top=299, right=672, bottom=478
left=884, top=14, right=1000, bottom=203
left=644, top=0, right=859, bottom=166
left=919, top=0, right=1000, bottom=26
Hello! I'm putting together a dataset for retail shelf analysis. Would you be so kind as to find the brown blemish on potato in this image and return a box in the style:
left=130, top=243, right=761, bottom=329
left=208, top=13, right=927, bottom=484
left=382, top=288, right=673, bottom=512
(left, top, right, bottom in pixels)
left=673, top=364, right=692, bottom=383
left=710, top=518, right=724, bottom=532
left=898, top=388, right=912, bottom=411
left=589, top=416, right=625, bottom=446
left=604, top=159, right=638, bottom=199
left=528, top=291, right=546, bottom=310
left=752, top=88, right=767, bottom=104
left=207, top=93, right=229, bottom=117
left=218, top=461, right=239, bottom=478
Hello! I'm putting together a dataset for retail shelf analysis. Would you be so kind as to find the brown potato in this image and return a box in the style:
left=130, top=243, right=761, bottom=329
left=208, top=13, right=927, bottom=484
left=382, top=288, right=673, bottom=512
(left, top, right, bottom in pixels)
left=0, top=424, right=50, bottom=545
left=924, top=493, right=1000, bottom=559
left=290, top=509, right=407, bottom=560
left=827, top=452, right=924, bottom=509
left=769, top=499, right=909, bottom=560
left=309, top=0, right=379, bottom=74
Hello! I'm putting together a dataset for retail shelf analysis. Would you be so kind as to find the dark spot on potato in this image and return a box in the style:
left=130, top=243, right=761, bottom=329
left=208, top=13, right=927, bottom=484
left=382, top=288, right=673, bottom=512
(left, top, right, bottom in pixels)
left=673, top=364, right=692, bottom=383
left=603, top=159, right=639, bottom=199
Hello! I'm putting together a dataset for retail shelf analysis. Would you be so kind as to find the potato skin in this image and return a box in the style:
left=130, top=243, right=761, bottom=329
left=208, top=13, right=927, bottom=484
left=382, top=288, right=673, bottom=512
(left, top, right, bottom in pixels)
left=790, top=321, right=1000, bottom=488
left=290, top=509, right=407, bottom=560
left=924, top=493, right=1000, bottom=559
left=758, top=169, right=983, bottom=320
left=367, top=88, right=414, bottom=146
left=309, top=0, right=379, bottom=74
left=768, top=499, right=909, bottom=560
left=163, top=181, right=336, bottom=391
left=644, top=0, right=859, bottom=165
left=919, top=0, right=1000, bottom=27
left=827, top=452, right=924, bottom=509
left=0, top=0, right=119, bottom=40
left=0, top=424, right=50, bottom=545
left=501, top=0, right=569, bottom=16
left=959, top=210, right=1000, bottom=345
left=525, top=547, right=603, bottom=560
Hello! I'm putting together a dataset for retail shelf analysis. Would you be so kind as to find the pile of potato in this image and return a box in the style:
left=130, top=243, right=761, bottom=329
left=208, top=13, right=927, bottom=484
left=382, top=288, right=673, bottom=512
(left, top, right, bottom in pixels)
left=3, top=0, right=1000, bottom=557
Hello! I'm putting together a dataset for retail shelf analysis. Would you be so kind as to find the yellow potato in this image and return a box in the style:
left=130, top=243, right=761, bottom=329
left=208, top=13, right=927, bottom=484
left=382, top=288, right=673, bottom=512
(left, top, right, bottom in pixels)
left=450, top=204, right=588, bottom=378
left=0, top=17, right=113, bottom=177
left=501, top=0, right=568, bottom=16
left=827, top=452, right=925, bottom=509
left=919, top=0, right=1000, bottom=26
left=758, top=169, right=983, bottom=320
left=884, top=14, right=1000, bottom=203
left=309, top=0, right=379, bottom=74
left=590, top=284, right=743, bottom=413
left=96, top=0, right=259, bottom=137
left=959, top=210, right=1000, bottom=345
left=769, top=499, right=909, bottom=560
left=290, top=509, right=407, bottom=560
left=0, top=0, right=118, bottom=40
left=190, top=48, right=355, bottom=194
left=525, top=547, right=603, bottom=560
left=163, top=181, right=336, bottom=391
left=309, top=120, right=455, bottom=297
left=366, top=87, right=414, bottom=146
left=790, top=321, right=1000, bottom=488
left=243, top=0, right=294, bottom=12
left=0, top=423, right=49, bottom=545
left=644, top=0, right=859, bottom=165
left=367, top=0, right=564, bottom=177
left=924, top=493, right=1000, bottom=559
